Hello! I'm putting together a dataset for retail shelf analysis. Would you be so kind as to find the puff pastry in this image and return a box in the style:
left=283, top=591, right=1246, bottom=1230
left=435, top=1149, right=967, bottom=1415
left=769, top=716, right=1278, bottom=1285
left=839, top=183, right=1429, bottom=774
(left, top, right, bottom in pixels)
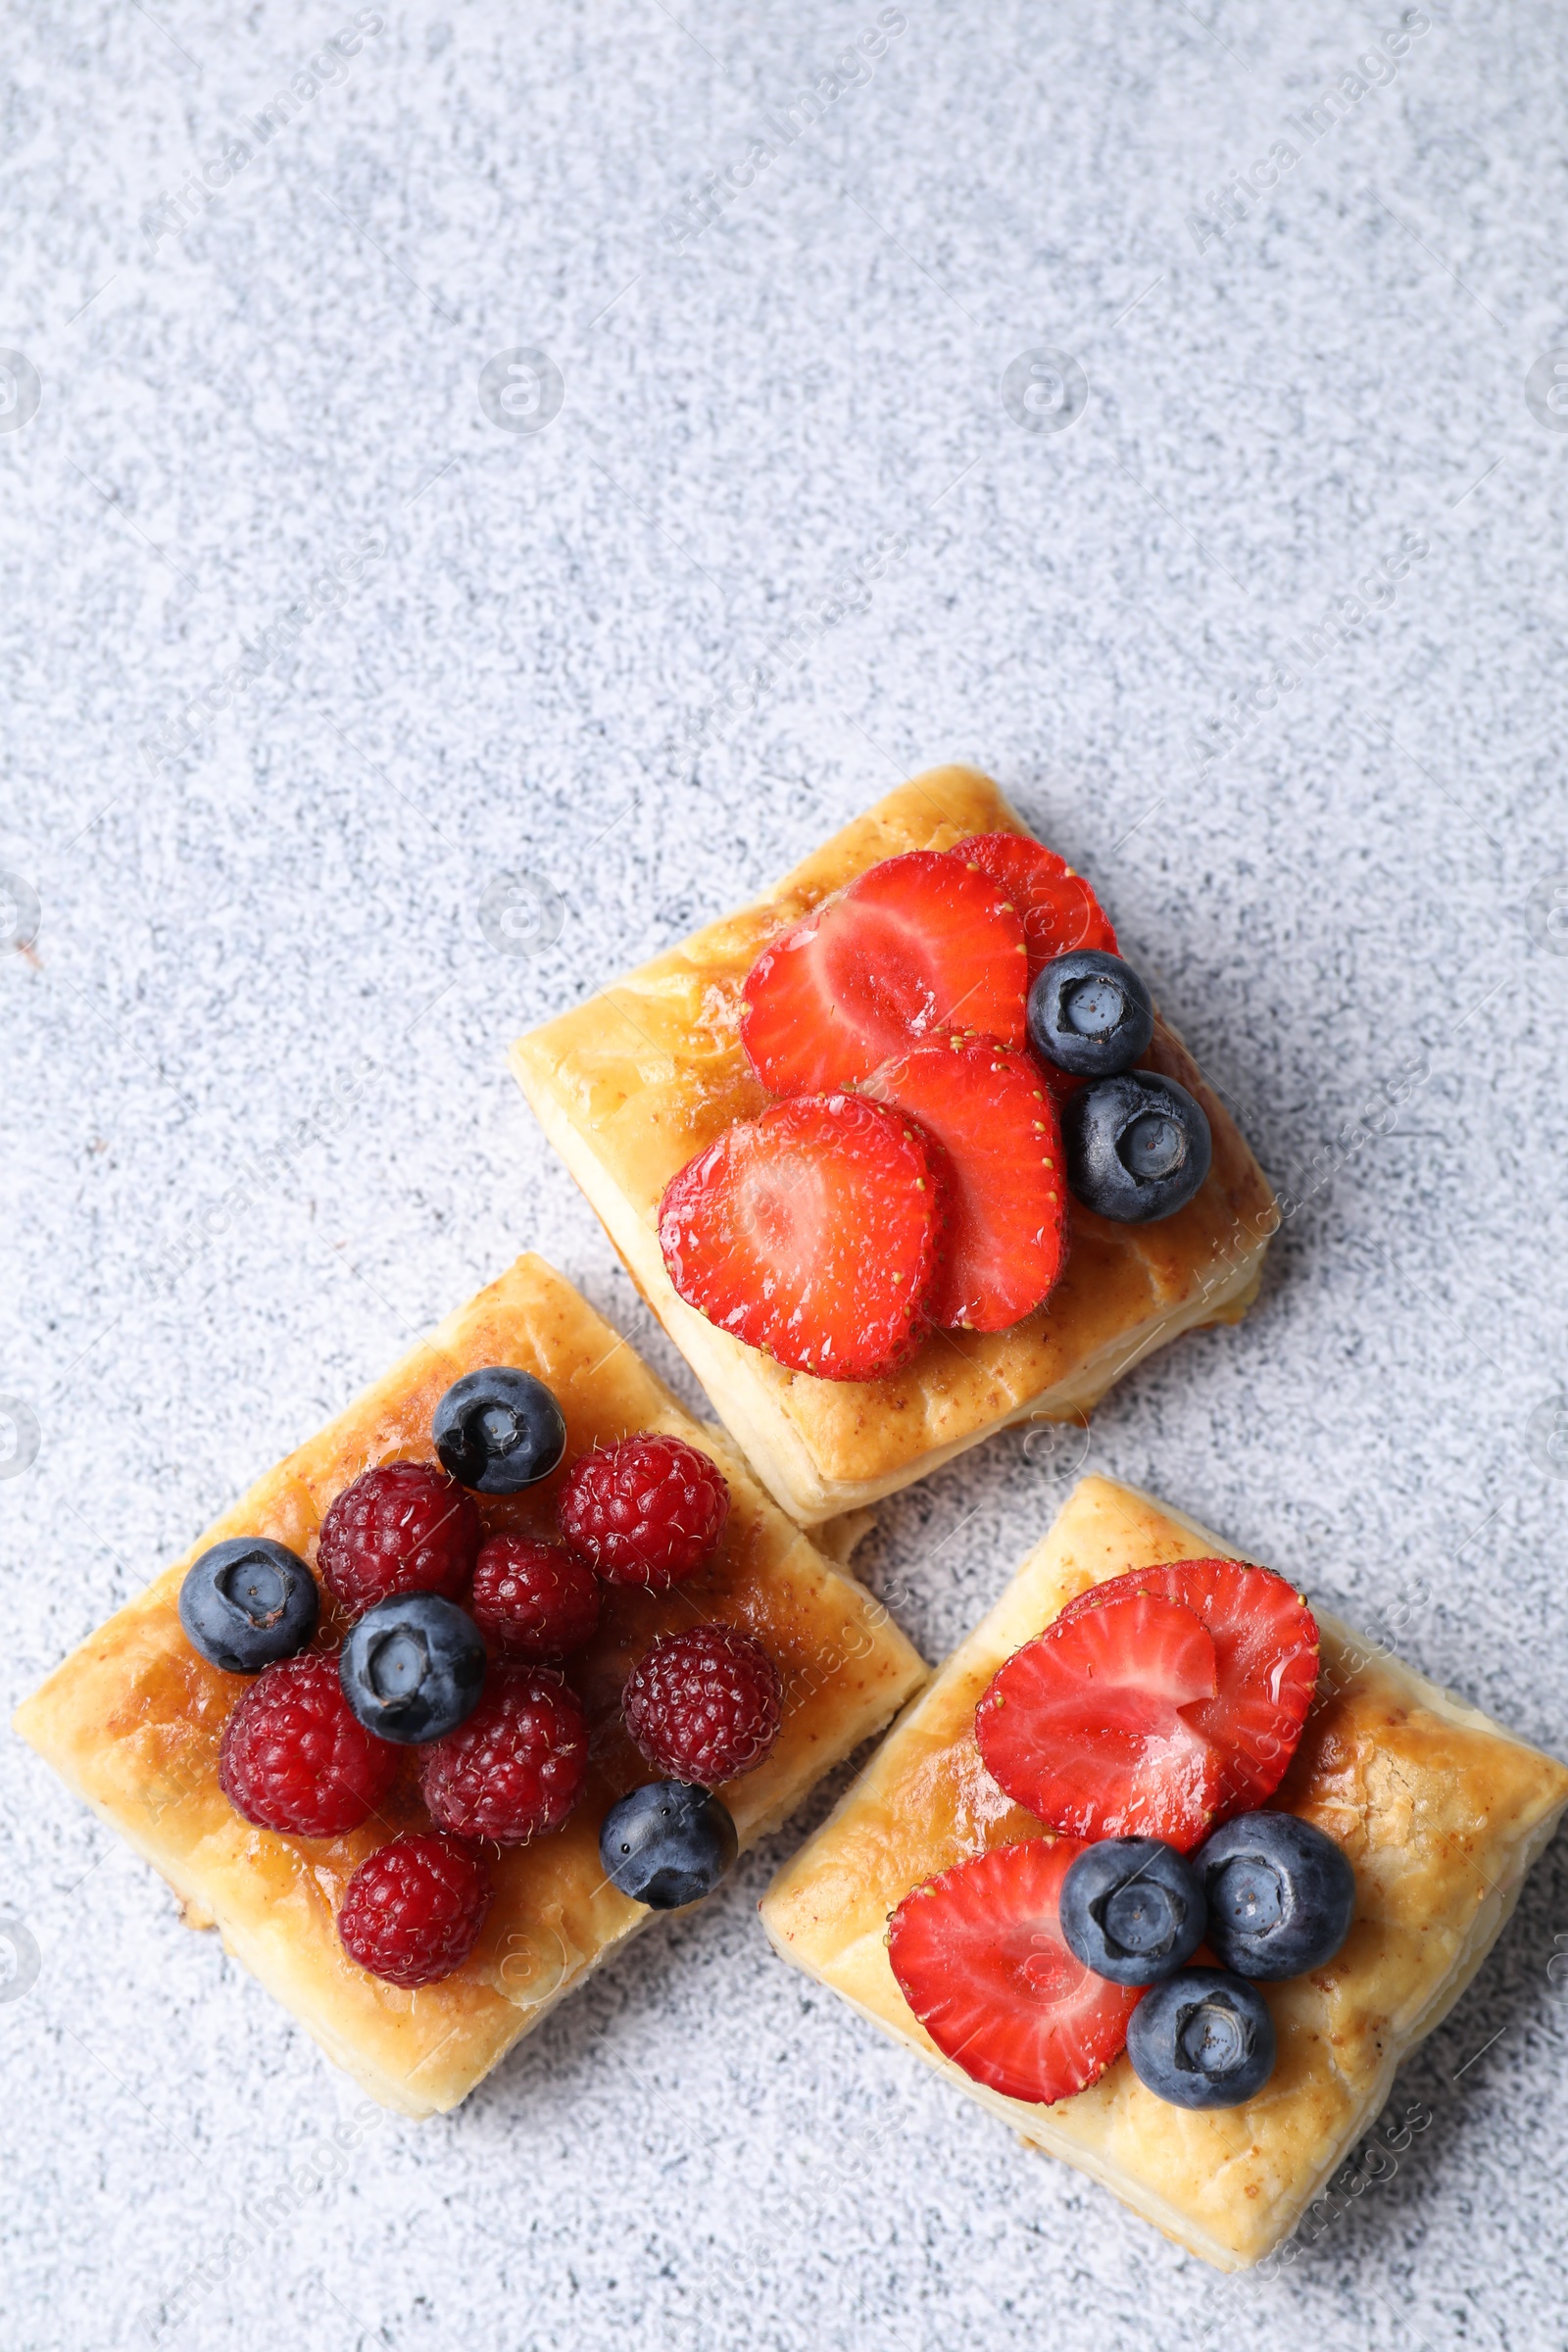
left=511, top=768, right=1276, bottom=1526
left=760, top=1474, right=1568, bottom=2270
left=14, top=1255, right=926, bottom=2119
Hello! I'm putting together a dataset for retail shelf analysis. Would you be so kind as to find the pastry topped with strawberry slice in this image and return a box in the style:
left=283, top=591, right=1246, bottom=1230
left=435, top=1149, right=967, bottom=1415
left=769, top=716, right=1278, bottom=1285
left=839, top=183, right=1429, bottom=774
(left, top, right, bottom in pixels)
left=658, top=1093, right=941, bottom=1379
left=858, top=1037, right=1067, bottom=1333
left=892, top=1549, right=1320, bottom=2108
left=662, top=819, right=1208, bottom=1381
left=1049, top=1556, right=1321, bottom=1822
left=974, top=1558, right=1319, bottom=1849
left=740, top=849, right=1030, bottom=1095
left=514, top=769, right=1276, bottom=1526
left=762, top=1474, right=1568, bottom=2270
left=886, top=1838, right=1142, bottom=2105
left=952, top=830, right=1117, bottom=980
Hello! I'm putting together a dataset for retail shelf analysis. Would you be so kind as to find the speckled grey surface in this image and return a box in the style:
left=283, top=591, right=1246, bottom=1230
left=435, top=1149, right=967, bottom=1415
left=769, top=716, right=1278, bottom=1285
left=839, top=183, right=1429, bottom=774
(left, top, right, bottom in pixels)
left=5, top=0, right=1568, bottom=2345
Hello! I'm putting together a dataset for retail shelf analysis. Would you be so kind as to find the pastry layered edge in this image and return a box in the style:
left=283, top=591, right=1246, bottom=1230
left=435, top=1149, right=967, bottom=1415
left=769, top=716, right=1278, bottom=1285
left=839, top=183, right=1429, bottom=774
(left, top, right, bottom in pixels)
left=759, top=1474, right=1568, bottom=2269
left=523, top=1070, right=1266, bottom=1524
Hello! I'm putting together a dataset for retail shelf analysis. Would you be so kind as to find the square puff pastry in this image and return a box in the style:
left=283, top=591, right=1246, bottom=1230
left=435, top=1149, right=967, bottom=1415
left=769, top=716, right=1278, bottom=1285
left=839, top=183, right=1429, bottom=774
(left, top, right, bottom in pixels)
left=13, top=1254, right=926, bottom=2120
left=760, top=1474, right=1568, bottom=2271
left=510, top=767, right=1277, bottom=1527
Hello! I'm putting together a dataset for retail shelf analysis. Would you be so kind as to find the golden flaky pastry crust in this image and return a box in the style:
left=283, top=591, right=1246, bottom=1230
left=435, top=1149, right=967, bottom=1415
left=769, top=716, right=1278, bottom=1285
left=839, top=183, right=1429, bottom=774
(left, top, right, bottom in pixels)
left=510, top=767, right=1277, bottom=1524
left=760, top=1475, right=1568, bottom=2271
left=13, top=1255, right=926, bottom=2119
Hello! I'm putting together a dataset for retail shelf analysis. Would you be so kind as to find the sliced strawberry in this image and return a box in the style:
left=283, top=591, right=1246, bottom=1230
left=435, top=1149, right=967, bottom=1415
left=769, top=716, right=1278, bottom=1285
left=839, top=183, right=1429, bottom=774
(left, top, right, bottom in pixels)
left=951, top=832, right=1117, bottom=984
left=741, top=851, right=1028, bottom=1097
left=887, top=1838, right=1142, bottom=2105
left=975, top=1592, right=1224, bottom=1850
left=1055, top=1558, right=1319, bottom=1819
left=859, top=1037, right=1067, bottom=1331
left=658, top=1092, right=939, bottom=1381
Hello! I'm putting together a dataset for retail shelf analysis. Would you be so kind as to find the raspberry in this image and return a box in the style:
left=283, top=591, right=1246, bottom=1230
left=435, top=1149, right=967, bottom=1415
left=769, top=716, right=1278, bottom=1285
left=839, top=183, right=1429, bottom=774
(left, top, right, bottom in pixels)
left=317, top=1461, right=480, bottom=1618
left=418, top=1666, right=587, bottom=1844
left=558, top=1435, right=729, bottom=1590
left=470, top=1536, right=602, bottom=1661
left=621, top=1625, right=783, bottom=1787
left=337, top=1832, right=492, bottom=1988
left=219, top=1653, right=398, bottom=1838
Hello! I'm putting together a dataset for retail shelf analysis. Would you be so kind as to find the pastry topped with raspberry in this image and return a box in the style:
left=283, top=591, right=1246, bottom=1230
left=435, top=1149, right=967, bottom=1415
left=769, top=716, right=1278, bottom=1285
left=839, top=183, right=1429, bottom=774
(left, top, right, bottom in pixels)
left=622, top=1624, right=783, bottom=1788
left=194, top=1362, right=778, bottom=1974
left=418, top=1666, right=588, bottom=1845
left=186, top=1395, right=767, bottom=1987
left=318, top=1460, right=480, bottom=1618
left=469, top=1536, right=601, bottom=1660
left=220, top=1652, right=400, bottom=1839
left=336, top=1833, right=493, bottom=1990
left=14, top=1256, right=926, bottom=2117
left=559, top=1433, right=730, bottom=1588
left=514, top=768, right=1275, bottom=1526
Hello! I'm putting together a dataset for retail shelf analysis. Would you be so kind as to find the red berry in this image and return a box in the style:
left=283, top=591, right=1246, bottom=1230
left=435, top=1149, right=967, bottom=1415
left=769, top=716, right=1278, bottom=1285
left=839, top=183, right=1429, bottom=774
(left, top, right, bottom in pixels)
left=418, top=1666, right=587, bottom=1844
left=470, top=1536, right=602, bottom=1660
left=950, top=833, right=1117, bottom=985
left=887, top=1839, right=1142, bottom=2105
left=861, top=1037, right=1068, bottom=1331
left=740, top=850, right=1028, bottom=1097
left=621, top=1624, right=783, bottom=1786
left=1054, top=1557, right=1319, bottom=1821
left=558, top=1434, right=730, bottom=1590
left=337, top=1831, right=492, bottom=1988
left=219, top=1653, right=398, bottom=1838
left=658, top=1094, right=940, bottom=1382
left=317, top=1461, right=480, bottom=1618
left=975, top=1591, right=1225, bottom=1850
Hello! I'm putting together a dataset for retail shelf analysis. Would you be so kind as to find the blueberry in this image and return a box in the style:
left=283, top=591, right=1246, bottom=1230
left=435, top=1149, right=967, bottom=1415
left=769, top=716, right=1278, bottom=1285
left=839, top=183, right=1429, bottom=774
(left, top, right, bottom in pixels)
left=1195, top=1813, right=1356, bottom=1980
left=432, top=1365, right=567, bottom=1495
left=599, top=1780, right=738, bottom=1910
left=1126, top=1967, right=1276, bottom=2108
left=1059, top=1838, right=1207, bottom=1986
left=1063, top=1069, right=1212, bottom=1223
left=178, top=1538, right=319, bottom=1674
left=1028, top=951, right=1155, bottom=1079
left=338, top=1592, right=487, bottom=1743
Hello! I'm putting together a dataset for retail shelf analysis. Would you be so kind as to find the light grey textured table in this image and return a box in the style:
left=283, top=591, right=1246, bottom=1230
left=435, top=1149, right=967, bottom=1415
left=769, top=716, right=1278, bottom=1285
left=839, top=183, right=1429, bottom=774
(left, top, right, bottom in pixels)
left=5, top=3, right=1567, bottom=2346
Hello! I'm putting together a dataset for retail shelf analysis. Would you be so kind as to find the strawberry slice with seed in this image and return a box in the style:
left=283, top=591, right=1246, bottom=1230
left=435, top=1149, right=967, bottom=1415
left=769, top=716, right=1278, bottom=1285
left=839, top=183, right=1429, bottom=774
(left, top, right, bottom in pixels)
left=859, top=1036, right=1068, bottom=1331
left=975, top=1592, right=1225, bottom=1850
left=887, top=1839, right=1142, bottom=2105
left=1054, top=1558, right=1319, bottom=1819
left=741, top=850, right=1028, bottom=1097
left=951, top=832, right=1117, bottom=985
left=657, top=1092, right=940, bottom=1381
